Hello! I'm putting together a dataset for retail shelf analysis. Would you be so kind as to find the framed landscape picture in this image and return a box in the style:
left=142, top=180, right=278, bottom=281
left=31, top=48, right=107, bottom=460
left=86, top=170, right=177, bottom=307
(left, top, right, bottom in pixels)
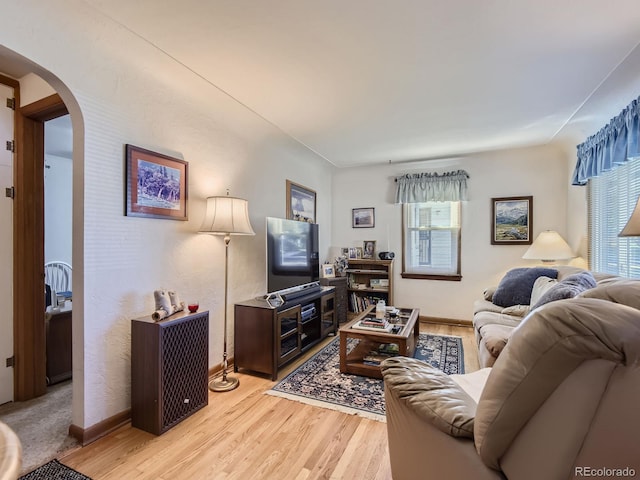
left=286, top=180, right=316, bottom=223
left=491, top=196, right=533, bottom=245
left=125, top=144, right=188, bottom=220
left=352, top=207, right=375, bottom=228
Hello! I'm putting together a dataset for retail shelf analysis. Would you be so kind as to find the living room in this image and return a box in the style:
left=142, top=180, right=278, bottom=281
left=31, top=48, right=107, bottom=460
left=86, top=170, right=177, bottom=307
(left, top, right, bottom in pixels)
left=1, top=1, right=640, bottom=479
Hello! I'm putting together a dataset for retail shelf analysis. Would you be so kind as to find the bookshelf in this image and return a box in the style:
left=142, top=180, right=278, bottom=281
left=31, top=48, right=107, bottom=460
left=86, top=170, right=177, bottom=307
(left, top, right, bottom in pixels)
left=345, top=259, right=394, bottom=316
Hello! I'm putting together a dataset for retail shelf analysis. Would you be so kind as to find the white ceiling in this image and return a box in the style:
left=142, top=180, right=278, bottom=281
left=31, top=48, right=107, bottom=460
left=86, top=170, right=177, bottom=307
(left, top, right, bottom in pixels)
left=45, top=2, right=640, bottom=166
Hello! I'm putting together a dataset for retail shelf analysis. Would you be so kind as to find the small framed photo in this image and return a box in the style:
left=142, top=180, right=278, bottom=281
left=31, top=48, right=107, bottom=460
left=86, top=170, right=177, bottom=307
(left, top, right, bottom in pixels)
left=363, top=240, right=376, bottom=259
left=125, top=144, right=188, bottom=220
left=321, top=264, right=335, bottom=278
left=491, top=196, right=533, bottom=245
left=286, top=180, right=316, bottom=223
left=352, top=207, right=375, bottom=228
left=355, top=247, right=363, bottom=259
left=341, top=247, right=349, bottom=257
left=348, top=247, right=358, bottom=260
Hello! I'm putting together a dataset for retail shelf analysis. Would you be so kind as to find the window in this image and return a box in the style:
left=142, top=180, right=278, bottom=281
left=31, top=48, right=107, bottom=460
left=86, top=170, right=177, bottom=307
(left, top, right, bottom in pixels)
left=589, top=157, right=640, bottom=278
left=402, top=201, right=461, bottom=280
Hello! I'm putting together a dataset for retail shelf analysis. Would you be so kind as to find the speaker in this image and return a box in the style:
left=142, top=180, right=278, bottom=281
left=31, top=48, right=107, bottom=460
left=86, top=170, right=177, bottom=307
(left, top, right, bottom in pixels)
left=378, top=251, right=395, bottom=260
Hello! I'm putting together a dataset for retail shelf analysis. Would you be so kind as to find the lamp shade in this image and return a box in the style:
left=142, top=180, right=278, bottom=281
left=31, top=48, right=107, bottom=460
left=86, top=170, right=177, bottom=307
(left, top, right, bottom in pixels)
left=619, top=196, right=640, bottom=237
left=523, top=230, right=574, bottom=262
left=199, top=195, right=255, bottom=235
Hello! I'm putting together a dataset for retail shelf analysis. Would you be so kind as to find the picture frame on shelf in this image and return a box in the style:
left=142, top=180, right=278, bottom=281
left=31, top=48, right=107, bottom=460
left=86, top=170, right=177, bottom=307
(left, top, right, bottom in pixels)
left=352, top=207, right=375, bottom=228
left=491, top=196, right=533, bottom=245
left=348, top=247, right=358, bottom=260
left=286, top=180, right=316, bottom=223
left=125, top=144, right=188, bottom=220
left=355, top=247, right=363, bottom=259
left=363, top=240, right=376, bottom=259
left=321, top=264, right=335, bottom=278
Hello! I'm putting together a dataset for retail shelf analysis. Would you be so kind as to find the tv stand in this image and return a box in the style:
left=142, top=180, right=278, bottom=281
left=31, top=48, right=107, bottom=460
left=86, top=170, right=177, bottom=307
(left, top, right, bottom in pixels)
left=235, top=286, right=336, bottom=380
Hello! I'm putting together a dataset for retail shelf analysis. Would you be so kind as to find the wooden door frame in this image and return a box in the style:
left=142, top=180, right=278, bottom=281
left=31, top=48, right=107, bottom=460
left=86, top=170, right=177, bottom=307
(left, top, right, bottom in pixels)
left=14, top=93, right=68, bottom=400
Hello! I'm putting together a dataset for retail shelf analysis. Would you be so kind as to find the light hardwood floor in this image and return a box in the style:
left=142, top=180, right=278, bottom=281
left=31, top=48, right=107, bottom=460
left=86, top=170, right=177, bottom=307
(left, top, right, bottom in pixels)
left=61, top=323, right=478, bottom=480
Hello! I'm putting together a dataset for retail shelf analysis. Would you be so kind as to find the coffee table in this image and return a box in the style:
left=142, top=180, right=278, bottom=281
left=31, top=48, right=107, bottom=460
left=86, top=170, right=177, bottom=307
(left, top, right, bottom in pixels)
left=339, top=305, right=420, bottom=379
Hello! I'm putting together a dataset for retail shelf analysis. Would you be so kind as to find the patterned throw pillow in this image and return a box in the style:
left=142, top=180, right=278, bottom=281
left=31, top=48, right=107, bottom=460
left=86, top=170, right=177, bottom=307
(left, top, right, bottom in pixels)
left=530, top=271, right=597, bottom=310
left=492, top=267, right=559, bottom=307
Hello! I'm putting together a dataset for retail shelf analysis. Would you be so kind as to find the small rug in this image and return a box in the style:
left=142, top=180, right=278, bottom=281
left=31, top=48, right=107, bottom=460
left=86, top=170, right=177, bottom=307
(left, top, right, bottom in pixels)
left=266, top=334, right=464, bottom=421
left=18, top=459, right=91, bottom=480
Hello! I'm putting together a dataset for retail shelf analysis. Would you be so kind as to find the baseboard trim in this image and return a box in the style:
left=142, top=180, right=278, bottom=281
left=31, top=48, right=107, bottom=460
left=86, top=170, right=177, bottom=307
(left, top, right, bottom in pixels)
left=69, top=408, right=131, bottom=446
left=419, top=315, right=472, bottom=327
left=68, top=357, right=236, bottom=447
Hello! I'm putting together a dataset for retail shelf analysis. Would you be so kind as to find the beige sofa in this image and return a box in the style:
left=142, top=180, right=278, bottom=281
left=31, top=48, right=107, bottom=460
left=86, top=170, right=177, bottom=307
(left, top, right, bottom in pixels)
left=381, top=278, right=640, bottom=479
left=473, top=266, right=611, bottom=368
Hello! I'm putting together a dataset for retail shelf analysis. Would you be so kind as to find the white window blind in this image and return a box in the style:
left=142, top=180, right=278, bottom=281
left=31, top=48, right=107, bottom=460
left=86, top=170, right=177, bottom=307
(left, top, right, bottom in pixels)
left=589, top=157, right=640, bottom=278
left=402, top=201, right=461, bottom=278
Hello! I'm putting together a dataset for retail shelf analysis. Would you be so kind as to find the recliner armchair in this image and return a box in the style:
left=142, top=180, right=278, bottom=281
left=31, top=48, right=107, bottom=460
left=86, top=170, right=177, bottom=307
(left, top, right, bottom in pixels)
left=381, top=294, right=640, bottom=480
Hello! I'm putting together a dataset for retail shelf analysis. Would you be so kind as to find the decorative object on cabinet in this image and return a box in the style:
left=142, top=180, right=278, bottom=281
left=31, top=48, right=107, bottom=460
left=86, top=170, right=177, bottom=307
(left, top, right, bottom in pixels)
left=286, top=180, right=316, bottom=223
left=491, top=196, right=533, bottom=245
left=234, top=287, right=336, bottom=380
left=125, top=144, right=188, bottom=220
left=346, top=259, right=394, bottom=316
left=352, top=207, right=375, bottom=228
left=320, top=276, right=348, bottom=324
left=131, top=310, right=209, bottom=435
left=363, top=240, right=376, bottom=259
left=152, top=289, right=185, bottom=321
left=199, top=191, right=255, bottom=392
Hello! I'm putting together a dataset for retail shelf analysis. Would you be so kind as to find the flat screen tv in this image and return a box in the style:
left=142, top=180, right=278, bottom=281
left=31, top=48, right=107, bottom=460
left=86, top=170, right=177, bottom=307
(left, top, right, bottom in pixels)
left=266, top=217, right=319, bottom=293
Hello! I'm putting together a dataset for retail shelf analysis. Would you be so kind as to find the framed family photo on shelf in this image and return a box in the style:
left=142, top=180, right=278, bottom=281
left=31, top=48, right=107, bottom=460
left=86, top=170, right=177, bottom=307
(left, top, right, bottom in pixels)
left=363, top=240, right=376, bottom=259
left=125, top=144, right=188, bottom=220
left=491, top=196, right=533, bottom=245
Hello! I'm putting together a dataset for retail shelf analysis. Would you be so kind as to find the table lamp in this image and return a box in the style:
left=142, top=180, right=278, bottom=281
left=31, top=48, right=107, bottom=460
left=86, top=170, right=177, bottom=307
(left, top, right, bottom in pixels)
left=522, top=230, right=574, bottom=264
left=619, top=196, right=640, bottom=237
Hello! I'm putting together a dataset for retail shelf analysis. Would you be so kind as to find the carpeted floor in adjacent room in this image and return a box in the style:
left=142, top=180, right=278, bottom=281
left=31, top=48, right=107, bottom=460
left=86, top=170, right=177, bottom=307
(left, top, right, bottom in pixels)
left=0, top=380, right=80, bottom=475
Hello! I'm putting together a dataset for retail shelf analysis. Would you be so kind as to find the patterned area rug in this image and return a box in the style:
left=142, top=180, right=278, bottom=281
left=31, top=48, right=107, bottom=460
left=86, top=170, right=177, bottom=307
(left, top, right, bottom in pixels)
left=18, top=459, right=91, bottom=480
left=266, top=334, right=464, bottom=421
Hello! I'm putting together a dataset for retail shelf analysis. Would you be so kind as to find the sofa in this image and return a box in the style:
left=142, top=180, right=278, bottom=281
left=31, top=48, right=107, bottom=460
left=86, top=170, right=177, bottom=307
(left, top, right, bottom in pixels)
left=473, top=265, right=614, bottom=368
left=381, top=277, right=640, bottom=479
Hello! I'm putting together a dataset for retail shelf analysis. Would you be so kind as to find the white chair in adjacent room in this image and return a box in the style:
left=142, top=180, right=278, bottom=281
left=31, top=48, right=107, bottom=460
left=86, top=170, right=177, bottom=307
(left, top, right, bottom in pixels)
left=44, top=261, right=72, bottom=300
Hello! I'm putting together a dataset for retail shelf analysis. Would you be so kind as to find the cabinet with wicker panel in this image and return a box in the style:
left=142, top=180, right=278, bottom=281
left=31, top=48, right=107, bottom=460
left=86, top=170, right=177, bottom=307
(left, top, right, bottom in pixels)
left=131, top=310, right=209, bottom=435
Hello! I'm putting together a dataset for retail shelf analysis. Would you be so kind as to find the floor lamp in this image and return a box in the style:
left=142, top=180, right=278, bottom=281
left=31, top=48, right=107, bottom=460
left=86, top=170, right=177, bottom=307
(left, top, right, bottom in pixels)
left=199, top=192, right=255, bottom=392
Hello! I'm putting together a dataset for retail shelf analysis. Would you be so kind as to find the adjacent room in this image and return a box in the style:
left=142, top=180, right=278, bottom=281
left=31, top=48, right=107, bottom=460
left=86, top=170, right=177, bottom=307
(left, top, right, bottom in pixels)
left=1, top=1, right=639, bottom=479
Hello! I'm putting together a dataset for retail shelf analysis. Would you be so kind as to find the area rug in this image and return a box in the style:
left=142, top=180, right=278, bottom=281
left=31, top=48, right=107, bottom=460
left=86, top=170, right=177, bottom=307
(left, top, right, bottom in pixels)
left=265, top=333, right=464, bottom=421
left=18, top=459, right=91, bottom=480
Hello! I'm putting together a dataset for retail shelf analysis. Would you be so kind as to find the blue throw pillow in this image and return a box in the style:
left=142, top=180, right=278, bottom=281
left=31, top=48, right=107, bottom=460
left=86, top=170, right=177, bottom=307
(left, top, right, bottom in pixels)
left=492, top=267, right=559, bottom=307
left=531, top=271, right=597, bottom=310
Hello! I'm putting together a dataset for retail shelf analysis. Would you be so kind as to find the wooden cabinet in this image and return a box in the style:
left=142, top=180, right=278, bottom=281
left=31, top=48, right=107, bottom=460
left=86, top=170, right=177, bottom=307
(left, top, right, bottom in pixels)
left=320, top=276, right=347, bottom=324
left=234, top=287, right=336, bottom=380
left=131, top=310, right=209, bottom=435
left=45, top=305, right=72, bottom=385
left=346, top=259, right=394, bottom=316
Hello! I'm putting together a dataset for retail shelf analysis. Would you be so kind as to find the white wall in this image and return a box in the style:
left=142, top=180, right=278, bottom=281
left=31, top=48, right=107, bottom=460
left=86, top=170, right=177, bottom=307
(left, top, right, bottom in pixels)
left=2, top=0, right=334, bottom=429
left=44, top=153, right=73, bottom=264
left=332, top=143, right=570, bottom=321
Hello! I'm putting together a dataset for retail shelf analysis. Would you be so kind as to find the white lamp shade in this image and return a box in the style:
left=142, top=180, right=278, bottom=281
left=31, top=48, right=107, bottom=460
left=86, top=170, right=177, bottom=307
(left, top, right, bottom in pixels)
left=199, top=196, right=255, bottom=235
left=619, top=196, right=640, bottom=237
left=523, top=230, right=574, bottom=262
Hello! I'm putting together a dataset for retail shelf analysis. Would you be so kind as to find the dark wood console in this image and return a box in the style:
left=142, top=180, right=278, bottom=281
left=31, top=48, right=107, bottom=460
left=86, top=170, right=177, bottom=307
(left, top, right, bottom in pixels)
left=234, top=286, right=336, bottom=380
left=131, top=310, right=209, bottom=435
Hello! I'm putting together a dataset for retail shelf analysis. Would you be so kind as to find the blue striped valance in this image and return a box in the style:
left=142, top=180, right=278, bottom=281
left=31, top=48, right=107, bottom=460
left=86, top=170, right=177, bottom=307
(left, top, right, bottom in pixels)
left=395, top=170, right=469, bottom=203
left=572, top=95, right=640, bottom=185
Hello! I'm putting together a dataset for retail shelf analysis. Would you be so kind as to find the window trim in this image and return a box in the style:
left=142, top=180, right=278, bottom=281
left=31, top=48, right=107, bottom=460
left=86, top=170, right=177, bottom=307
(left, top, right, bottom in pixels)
left=401, top=202, right=462, bottom=281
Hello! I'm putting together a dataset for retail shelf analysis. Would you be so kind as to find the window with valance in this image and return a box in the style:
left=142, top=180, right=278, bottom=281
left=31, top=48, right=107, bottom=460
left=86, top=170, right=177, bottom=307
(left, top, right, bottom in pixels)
left=395, top=170, right=469, bottom=280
